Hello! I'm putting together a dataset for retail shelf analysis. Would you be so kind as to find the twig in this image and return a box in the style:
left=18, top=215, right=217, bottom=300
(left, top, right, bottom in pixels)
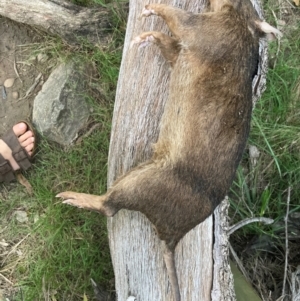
left=0, top=256, right=22, bottom=275
left=229, top=242, right=251, bottom=283
left=0, top=272, right=13, bottom=285
left=75, top=123, right=102, bottom=145
left=0, top=226, right=8, bottom=235
left=261, top=158, right=275, bottom=176
left=277, top=0, right=283, bottom=19
left=2, top=233, right=31, bottom=265
left=18, top=72, right=42, bottom=101
left=281, top=187, right=291, bottom=298
left=14, top=56, right=22, bottom=84
left=228, top=217, right=274, bottom=236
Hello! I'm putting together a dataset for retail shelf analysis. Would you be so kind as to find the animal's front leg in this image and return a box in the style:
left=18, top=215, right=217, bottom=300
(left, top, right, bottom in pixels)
left=56, top=191, right=116, bottom=217
left=142, top=4, right=191, bottom=40
left=132, top=31, right=180, bottom=66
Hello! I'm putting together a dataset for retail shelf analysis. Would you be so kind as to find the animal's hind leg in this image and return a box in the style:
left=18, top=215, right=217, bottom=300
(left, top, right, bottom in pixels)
left=56, top=191, right=116, bottom=217
left=58, top=161, right=162, bottom=217
left=132, top=31, right=180, bottom=66
left=142, top=4, right=191, bottom=40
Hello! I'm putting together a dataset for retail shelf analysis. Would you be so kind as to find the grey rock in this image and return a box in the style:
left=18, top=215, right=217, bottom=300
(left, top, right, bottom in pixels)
left=33, top=62, right=90, bottom=145
left=14, top=210, right=28, bottom=223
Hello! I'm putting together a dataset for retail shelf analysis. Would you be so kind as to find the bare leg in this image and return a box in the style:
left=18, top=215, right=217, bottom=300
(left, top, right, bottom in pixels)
left=132, top=31, right=180, bottom=66
left=142, top=4, right=192, bottom=40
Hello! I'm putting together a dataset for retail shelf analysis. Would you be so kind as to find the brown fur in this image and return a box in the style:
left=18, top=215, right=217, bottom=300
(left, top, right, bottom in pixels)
left=57, top=1, right=280, bottom=300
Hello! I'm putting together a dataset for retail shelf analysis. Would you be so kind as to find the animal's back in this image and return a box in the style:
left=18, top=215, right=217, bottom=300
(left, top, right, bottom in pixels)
left=141, top=6, right=261, bottom=248
left=154, top=5, right=259, bottom=208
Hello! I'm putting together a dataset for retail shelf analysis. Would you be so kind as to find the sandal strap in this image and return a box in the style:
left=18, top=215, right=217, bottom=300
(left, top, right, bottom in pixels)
left=0, top=153, right=15, bottom=182
left=12, top=148, right=31, bottom=170
left=2, top=128, right=32, bottom=171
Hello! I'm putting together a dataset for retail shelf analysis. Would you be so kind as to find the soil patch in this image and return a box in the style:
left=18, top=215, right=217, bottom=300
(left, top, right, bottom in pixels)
left=0, top=17, right=54, bottom=135
left=0, top=17, right=55, bottom=299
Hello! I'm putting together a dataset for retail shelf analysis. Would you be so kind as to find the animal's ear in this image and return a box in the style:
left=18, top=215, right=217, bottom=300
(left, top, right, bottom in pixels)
left=256, top=20, right=283, bottom=40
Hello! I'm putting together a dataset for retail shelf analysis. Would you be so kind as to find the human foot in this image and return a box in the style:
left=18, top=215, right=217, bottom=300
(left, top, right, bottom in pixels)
left=0, top=122, right=35, bottom=182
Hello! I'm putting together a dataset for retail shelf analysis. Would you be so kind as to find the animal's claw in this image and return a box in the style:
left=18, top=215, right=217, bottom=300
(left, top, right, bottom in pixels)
left=141, top=7, right=156, bottom=17
left=130, top=35, right=155, bottom=49
left=56, top=191, right=84, bottom=209
left=62, top=199, right=84, bottom=209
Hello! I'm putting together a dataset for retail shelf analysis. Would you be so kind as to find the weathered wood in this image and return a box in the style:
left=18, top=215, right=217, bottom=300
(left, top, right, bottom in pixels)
left=106, top=0, right=268, bottom=300
left=107, top=1, right=213, bottom=299
left=0, top=0, right=112, bottom=46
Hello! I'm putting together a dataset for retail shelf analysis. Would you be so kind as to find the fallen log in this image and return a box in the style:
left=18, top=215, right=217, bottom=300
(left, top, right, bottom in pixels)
left=107, top=0, right=268, bottom=300
left=0, top=0, right=113, bottom=46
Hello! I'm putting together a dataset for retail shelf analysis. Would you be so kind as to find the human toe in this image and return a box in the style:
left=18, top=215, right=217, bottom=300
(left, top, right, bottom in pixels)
left=13, top=124, right=35, bottom=156
left=24, top=141, right=34, bottom=156
left=12, top=122, right=27, bottom=137
left=18, top=130, right=34, bottom=144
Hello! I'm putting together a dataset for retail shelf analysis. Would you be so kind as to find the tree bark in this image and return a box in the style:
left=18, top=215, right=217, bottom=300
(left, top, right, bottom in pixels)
left=107, top=0, right=268, bottom=300
left=0, top=0, right=113, bottom=46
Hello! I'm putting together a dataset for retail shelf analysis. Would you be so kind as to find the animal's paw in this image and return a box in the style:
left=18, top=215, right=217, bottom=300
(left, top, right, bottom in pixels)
left=56, top=191, right=87, bottom=209
left=130, top=34, right=155, bottom=49
left=141, top=5, right=156, bottom=17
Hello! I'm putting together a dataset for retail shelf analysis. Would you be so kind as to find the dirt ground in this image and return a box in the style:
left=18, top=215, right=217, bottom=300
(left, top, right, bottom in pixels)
left=0, top=17, right=55, bottom=300
left=0, top=17, right=52, bottom=136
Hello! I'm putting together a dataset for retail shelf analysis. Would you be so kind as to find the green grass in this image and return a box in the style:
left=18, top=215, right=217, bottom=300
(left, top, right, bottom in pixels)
left=229, top=27, right=300, bottom=234
left=19, top=66, right=118, bottom=299
left=228, top=22, right=300, bottom=299
left=3, top=112, right=115, bottom=300
left=0, top=1, right=125, bottom=299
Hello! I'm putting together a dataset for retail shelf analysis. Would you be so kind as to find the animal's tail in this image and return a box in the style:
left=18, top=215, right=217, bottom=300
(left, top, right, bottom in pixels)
left=163, top=242, right=181, bottom=301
